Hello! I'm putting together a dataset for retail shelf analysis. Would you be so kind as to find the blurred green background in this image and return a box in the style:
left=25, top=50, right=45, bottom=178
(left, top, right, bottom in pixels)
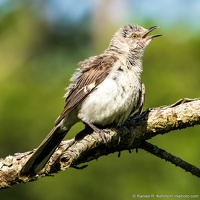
left=0, top=0, right=200, bottom=199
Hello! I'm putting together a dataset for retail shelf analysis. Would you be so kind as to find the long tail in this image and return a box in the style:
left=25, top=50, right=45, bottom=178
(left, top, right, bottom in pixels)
left=20, top=126, right=69, bottom=176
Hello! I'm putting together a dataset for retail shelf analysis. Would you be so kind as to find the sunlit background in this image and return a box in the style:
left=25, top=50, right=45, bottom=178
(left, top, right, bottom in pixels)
left=0, top=0, right=200, bottom=199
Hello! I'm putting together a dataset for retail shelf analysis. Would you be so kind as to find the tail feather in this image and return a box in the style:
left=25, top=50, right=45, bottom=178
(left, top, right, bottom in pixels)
left=20, top=126, right=68, bottom=176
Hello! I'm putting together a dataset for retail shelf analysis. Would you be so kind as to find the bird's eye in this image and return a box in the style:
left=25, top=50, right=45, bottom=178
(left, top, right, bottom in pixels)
left=131, top=33, right=138, bottom=39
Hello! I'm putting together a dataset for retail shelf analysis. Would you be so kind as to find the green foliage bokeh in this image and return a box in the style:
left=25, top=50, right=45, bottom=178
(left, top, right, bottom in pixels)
left=0, top=5, right=200, bottom=200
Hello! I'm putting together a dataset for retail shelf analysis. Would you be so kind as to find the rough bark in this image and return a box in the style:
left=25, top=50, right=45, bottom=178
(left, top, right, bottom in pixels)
left=0, top=98, right=200, bottom=189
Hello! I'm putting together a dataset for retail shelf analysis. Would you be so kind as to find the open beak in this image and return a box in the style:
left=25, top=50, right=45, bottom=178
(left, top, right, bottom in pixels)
left=142, top=26, right=162, bottom=39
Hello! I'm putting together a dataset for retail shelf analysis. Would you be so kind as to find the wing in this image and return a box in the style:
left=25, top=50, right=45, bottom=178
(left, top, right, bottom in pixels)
left=55, top=54, right=118, bottom=125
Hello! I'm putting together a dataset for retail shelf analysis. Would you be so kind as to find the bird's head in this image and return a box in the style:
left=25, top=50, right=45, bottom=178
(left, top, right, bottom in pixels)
left=108, top=24, right=161, bottom=55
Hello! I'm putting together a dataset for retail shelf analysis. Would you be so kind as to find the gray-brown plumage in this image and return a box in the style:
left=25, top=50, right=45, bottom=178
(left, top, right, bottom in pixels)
left=20, top=24, right=161, bottom=176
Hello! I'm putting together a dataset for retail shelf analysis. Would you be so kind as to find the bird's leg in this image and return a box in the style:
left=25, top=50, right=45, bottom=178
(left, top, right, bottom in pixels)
left=77, top=114, right=102, bottom=132
left=75, top=124, right=93, bottom=141
left=77, top=114, right=108, bottom=142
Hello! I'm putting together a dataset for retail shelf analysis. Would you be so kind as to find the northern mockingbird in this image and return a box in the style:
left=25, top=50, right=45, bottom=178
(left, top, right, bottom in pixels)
left=20, top=24, right=161, bottom=176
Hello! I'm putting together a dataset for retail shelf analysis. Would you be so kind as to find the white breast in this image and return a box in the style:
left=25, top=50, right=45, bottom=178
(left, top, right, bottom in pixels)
left=79, top=60, right=142, bottom=126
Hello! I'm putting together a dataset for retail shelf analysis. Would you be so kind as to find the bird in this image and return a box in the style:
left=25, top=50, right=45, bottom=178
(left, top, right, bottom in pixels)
left=20, top=24, right=161, bottom=176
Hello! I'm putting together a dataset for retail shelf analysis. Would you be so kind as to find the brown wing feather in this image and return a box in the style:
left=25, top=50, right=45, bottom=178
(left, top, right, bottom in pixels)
left=55, top=54, right=118, bottom=125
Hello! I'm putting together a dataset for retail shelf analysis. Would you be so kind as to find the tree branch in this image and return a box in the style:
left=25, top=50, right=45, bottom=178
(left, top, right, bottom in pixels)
left=0, top=98, right=200, bottom=189
left=140, top=141, right=200, bottom=177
